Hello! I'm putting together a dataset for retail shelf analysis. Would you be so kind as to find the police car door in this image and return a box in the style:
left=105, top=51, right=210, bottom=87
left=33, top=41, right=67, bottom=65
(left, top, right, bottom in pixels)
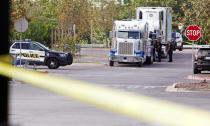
left=19, top=43, right=31, bottom=61
left=29, top=43, right=45, bottom=62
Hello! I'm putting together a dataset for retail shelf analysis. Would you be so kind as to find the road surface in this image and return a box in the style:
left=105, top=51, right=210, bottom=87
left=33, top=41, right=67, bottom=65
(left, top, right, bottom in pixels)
left=9, top=48, right=210, bottom=126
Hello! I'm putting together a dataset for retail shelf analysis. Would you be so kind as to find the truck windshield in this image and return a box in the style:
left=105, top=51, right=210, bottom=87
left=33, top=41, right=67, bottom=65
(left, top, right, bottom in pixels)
left=117, top=31, right=140, bottom=39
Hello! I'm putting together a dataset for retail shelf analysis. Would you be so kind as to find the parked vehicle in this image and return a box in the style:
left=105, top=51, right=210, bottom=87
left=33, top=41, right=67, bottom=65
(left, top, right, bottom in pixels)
left=171, top=32, right=183, bottom=51
left=9, top=40, right=73, bottom=69
left=194, top=45, right=210, bottom=74
left=135, top=7, right=172, bottom=58
left=109, top=20, right=153, bottom=67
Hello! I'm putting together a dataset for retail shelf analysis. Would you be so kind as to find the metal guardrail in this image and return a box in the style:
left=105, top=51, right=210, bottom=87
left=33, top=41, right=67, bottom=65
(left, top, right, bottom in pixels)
left=78, top=44, right=205, bottom=49
left=183, top=45, right=200, bottom=48
left=1, top=55, right=210, bottom=126
left=79, top=44, right=109, bottom=48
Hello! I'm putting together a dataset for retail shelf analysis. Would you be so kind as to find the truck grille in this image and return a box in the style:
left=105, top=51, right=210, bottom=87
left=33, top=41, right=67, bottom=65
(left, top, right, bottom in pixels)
left=118, top=42, right=133, bottom=55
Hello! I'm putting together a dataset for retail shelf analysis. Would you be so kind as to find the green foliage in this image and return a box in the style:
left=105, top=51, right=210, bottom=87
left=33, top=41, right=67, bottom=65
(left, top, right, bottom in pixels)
left=10, top=0, right=209, bottom=48
left=57, top=37, right=77, bottom=56
left=177, top=0, right=210, bottom=44
left=11, top=19, right=55, bottom=47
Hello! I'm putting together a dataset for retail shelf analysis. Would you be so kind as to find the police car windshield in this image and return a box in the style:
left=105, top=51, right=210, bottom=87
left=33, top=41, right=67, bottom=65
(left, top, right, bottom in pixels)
left=35, top=42, right=50, bottom=51
left=117, top=31, right=140, bottom=39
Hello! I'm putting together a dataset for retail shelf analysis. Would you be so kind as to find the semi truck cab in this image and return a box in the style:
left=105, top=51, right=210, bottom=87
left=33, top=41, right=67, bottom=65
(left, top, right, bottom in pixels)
left=109, top=20, right=153, bottom=67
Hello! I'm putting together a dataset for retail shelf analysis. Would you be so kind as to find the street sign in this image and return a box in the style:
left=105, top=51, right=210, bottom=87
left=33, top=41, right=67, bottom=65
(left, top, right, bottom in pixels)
left=185, top=25, right=201, bottom=41
left=185, top=25, right=201, bottom=83
left=14, top=18, right=28, bottom=32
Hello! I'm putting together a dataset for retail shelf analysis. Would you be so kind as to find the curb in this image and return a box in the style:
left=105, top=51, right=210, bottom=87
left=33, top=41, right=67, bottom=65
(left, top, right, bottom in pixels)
left=185, top=75, right=210, bottom=80
left=165, top=82, right=199, bottom=93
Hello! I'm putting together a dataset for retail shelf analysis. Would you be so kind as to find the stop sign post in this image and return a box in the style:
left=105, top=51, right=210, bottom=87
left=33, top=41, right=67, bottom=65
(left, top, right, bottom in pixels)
left=14, top=18, right=28, bottom=67
left=185, top=25, right=201, bottom=82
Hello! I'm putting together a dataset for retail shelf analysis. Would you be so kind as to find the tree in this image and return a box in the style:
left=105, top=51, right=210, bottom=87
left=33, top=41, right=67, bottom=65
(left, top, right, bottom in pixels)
left=180, top=0, right=210, bottom=44
left=10, top=0, right=32, bottom=23
left=10, top=0, right=58, bottom=46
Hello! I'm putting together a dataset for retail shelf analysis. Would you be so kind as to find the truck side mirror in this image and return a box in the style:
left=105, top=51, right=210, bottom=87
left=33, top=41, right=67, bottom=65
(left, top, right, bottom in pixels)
left=109, top=31, right=112, bottom=39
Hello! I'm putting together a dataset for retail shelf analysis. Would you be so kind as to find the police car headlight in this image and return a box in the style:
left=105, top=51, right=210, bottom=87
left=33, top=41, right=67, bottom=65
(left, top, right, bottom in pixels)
left=59, top=53, right=66, bottom=57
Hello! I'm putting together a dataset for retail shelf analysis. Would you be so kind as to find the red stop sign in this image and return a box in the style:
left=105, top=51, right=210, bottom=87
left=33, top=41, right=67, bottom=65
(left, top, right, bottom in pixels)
left=185, top=25, right=201, bottom=41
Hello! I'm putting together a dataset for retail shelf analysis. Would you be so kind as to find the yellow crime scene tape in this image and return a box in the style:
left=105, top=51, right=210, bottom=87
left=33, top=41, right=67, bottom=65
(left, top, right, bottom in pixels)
left=1, top=55, right=210, bottom=126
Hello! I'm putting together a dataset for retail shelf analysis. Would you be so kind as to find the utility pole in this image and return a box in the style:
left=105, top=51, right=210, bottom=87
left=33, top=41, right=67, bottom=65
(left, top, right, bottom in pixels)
left=90, top=20, right=93, bottom=44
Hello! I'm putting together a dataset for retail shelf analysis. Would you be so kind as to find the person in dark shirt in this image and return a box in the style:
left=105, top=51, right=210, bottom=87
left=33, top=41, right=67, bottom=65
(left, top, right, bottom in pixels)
left=167, top=40, right=173, bottom=62
left=155, top=39, right=162, bottom=62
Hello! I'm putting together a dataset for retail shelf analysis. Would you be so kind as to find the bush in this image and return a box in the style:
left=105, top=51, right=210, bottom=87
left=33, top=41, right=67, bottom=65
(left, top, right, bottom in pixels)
left=57, top=37, right=77, bottom=56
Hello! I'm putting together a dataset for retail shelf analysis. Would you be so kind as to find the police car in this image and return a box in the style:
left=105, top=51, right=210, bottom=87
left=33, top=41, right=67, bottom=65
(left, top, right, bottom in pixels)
left=194, top=45, right=210, bottom=74
left=9, top=40, right=73, bottom=69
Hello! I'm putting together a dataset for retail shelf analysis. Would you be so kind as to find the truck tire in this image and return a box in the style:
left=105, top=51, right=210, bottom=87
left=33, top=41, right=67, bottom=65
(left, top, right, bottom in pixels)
left=146, top=56, right=153, bottom=64
left=153, top=50, right=156, bottom=62
left=47, top=58, right=59, bottom=69
left=179, top=44, right=183, bottom=51
left=179, top=47, right=183, bottom=51
left=109, top=61, right=114, bottom=66
left=138, top=62, right=142, bottom=67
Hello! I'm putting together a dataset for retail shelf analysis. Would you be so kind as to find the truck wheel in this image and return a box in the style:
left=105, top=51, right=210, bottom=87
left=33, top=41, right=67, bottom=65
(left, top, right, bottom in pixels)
left=138, top=62, right=142, bottom=67
left=153, top=51, right=156, bottom=62
left=109, top=61, right=114, bottom=66
left=47, top=58, right=59, bottom=69
left=146, top=56, right=153, bottom=64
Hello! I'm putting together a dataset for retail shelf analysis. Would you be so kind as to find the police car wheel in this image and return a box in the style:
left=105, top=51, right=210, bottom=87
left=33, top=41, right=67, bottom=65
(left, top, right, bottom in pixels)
left=47, top=58, right=59, bottom=69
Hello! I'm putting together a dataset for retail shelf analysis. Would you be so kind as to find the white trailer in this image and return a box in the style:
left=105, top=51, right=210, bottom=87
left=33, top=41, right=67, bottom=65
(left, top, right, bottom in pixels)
left=135, top=7, right=172, bottom=57
left=109, top=20, right=153, bottom=67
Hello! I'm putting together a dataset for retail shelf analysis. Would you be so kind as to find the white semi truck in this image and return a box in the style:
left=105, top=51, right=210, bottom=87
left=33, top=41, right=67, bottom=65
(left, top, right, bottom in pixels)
left=109, top=20, right=154, bottom=67
left=135, top=7, right=172, bottom=58
left=171, top=31, right=183, bottom=51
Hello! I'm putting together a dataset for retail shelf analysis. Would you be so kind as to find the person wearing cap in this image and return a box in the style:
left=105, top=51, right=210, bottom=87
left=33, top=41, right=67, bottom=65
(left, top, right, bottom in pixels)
left=167, top=40, right=173, bottom=62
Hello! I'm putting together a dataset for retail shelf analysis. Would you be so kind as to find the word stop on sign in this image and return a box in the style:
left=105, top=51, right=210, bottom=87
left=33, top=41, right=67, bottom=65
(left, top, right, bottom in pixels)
left=186, top=30, right=201, bottom=36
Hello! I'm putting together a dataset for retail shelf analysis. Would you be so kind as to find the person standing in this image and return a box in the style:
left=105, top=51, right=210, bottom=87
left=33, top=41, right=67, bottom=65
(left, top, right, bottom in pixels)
left=167, top=41, right=173, bottom=62
left=155, top=39, right=162, bottom=62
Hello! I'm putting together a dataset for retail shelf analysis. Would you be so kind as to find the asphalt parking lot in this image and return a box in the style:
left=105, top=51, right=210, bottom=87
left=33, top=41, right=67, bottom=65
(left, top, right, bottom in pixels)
left=9, top=48, right=210, bottom=126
